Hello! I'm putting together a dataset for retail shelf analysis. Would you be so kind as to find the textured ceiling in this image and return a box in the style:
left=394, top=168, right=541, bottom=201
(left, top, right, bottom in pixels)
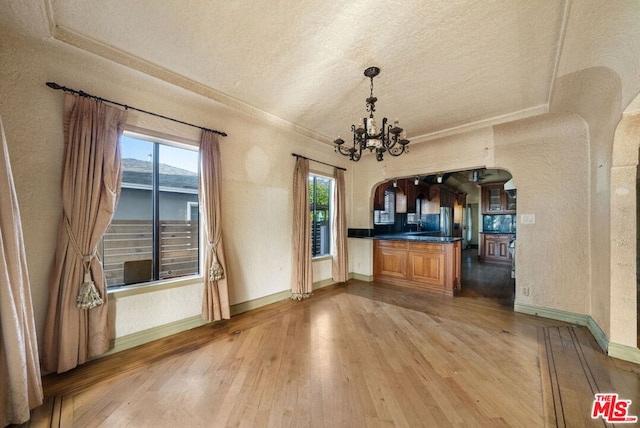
left=2, top=0, right=570, bottom=144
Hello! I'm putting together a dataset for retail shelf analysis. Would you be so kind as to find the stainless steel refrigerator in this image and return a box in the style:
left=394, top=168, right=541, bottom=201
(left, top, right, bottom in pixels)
left=440, top=207, right=453, bottom=237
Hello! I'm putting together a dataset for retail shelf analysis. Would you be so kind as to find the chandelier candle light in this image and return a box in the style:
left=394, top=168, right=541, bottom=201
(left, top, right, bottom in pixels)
left=334, top=67, right=410, bottom=161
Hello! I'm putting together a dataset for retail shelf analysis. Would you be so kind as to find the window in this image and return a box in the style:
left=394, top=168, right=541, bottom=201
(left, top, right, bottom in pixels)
left=374, top=188, right=395, bottom=224
left=309, top=174, right=333, bottom=257
left=102, top=132, right=200, bottom=287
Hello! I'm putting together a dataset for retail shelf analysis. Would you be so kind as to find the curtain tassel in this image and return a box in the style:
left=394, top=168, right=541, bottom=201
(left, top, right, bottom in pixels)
left=77, top=261, right=103, bottom=310
left=209, top=261, right=224, bottom=282
left=290, top=292, right=311, bottom=301
left=208, top=242, right=224, bottom=281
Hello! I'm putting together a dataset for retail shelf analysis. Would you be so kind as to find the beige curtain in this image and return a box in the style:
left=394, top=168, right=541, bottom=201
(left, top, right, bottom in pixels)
left=43, top=94, right=126, bottom=373
left=0, top=117, right=43, bottom=426
left=291, top=157, right=312, bottom=299
left=199, top=130, right=230, bottom=322
left=331, top=168, right=349, bottom=282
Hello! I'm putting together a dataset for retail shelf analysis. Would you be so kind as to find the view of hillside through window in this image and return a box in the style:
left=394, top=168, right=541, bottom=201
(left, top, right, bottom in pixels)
left=102, top=133, right=200, bottom=287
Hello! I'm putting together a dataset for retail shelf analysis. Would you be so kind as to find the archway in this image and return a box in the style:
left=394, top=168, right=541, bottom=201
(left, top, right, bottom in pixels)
left=609, top=99, right=640, bottom=361
left=371, top=168, right=516, bottom=305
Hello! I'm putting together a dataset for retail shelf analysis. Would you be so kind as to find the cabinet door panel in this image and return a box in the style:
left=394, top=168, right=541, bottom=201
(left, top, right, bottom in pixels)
left=485, top=239, right=497, bottom=257
left=409, top=251, right=445, bottom=286
left=375, top=248, right=407, bottom=278
left=498, top=241, right=509, bottom=258
left=487, top=187, right=502, bottom=212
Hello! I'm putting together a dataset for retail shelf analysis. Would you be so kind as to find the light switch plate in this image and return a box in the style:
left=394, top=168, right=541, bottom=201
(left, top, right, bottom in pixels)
left=521, top=214, right=536, bottom=224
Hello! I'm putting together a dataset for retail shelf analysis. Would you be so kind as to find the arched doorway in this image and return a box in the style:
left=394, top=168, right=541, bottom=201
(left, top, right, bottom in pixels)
left=371, top=168, right=516, bottom=306
left=609, top=105, right=640, bottom=358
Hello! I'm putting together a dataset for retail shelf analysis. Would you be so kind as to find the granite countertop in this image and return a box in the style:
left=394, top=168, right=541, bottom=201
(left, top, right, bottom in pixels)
left=365, top=232, right=463, bottom=243
left=479, top=231, right=516, bottom=235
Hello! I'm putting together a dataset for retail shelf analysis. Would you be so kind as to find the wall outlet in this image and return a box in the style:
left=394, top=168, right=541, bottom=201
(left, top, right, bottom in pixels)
left=521, top=214, right=536, bottom=224
left=522, top=286, right=530, bottom=296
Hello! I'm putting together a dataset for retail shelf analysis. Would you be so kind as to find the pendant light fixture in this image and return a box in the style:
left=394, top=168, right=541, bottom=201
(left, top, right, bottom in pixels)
left=334, top=67, right=409, bottom=161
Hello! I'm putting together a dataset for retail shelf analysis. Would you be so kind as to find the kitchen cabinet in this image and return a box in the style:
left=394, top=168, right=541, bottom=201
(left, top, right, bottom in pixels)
left=374, top=239, right=461, bottom=296
left=479, top=233, right=514, bottom=264
left=481, top=184, right=516, bottom=214
left=405, top=181, right=417, bottom=213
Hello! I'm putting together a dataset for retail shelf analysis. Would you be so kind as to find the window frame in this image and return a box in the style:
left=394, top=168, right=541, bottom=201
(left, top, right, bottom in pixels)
left=374, top=188, right=395, bottom=225
left=308, top=172, right=334, bottom=259
left=103, top=129, right=203, bottom=291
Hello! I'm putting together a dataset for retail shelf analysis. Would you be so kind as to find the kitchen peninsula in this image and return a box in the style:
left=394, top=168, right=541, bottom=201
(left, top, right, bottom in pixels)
left=373, top=233, right=462, bottom=296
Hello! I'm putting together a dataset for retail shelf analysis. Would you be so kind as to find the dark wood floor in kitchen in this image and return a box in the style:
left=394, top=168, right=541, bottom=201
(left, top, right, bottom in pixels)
left=458, top=248, right=515, bottom=306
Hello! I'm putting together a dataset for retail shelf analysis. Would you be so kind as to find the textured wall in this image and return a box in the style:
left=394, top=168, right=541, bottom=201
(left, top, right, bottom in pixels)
left=2, top=1, right=640, bottom=356
left=494, top=113, right=590, bottom=314
left=0, top=30, right=344, bottom=343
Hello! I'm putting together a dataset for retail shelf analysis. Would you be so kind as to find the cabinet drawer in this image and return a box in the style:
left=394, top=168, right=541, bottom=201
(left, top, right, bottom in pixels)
left=408, top=242, right=444, bottom=253
left=376, top=240, right=408, bottom=249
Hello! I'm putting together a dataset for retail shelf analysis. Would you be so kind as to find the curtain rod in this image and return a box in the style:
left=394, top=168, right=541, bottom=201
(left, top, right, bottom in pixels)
left=45, top=82, right=227, bottom=137
left=291, top=153, right=346, bottom=171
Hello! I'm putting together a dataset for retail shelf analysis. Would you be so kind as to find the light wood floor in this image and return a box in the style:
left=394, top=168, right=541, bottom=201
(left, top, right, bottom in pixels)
left=23, top=256, right=640, bottom=427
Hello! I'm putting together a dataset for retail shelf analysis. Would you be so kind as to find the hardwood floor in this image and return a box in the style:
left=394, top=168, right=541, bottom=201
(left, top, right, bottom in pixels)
left=458, top=248, right=514, bottom=305
left=540, top=325, right=640, bottom=427
left=24, top=276, right=639, bottom=427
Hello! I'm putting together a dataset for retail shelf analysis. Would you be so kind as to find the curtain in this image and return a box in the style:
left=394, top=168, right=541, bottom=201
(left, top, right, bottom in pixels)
left=0, top=117, right=43, bottom=426
left=43, top=94, right=126, bottom=373
left=291, top=157, right=312, bottom=299
left=331, top=168, right=349, bottom=282
left=199, top=130, right=230, bottom=322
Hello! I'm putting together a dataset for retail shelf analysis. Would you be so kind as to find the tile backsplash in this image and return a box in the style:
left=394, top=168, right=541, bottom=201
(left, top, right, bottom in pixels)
left=483, top=214, right=516, bottom=233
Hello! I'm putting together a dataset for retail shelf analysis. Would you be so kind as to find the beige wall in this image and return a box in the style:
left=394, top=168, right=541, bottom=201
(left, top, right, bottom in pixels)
left=0, top=30, right=350, bottom=345
left=2, top=0, right=640, bottom=361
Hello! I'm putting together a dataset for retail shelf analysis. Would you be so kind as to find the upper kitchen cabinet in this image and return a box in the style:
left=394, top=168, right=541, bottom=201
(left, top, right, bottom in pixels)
left=373, top=179, right=428, bottom=213
left=481, top=184, right=516, bottom=214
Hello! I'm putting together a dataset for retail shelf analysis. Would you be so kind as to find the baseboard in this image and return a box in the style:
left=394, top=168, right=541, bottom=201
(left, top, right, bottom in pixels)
left=585, top=316, right=610, bottom=354
left=105, top=315, right=207, bottom=356
left=312, top=278, right=338, bottom=290
left=106, top=275, right=355, bottom=356
left=608, top=342, right=640, bottom=365
left=229, top=289, right=292, bottom=316
left=514, top=303, right=609, bottom=353
left=350, top=272, right=373, bottom=282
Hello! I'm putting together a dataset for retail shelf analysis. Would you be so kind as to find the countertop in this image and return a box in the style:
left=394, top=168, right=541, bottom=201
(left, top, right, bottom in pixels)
left=355, top=232, right=463, bottom=243
left=479, top=231, right=516, bottom=235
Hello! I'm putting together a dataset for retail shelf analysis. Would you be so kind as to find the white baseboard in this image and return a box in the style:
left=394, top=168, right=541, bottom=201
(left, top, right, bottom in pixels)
left=514, top=303, right=609, bottom=353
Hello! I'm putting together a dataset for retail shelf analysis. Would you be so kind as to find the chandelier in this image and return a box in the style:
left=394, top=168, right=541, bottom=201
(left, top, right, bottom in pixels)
left=334, top=66, right=409, bottom=162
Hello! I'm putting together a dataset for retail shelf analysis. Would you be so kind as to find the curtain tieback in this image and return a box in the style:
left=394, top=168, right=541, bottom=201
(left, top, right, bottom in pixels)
left=207, top=240, right=224, bottom=282
left=65, top=216, right=104, bottom=310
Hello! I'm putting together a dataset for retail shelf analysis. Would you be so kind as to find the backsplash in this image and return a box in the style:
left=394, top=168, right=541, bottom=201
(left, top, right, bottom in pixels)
left=373, top=213, right=440, bottom=235
left=483, top=214, right=516, bottom=233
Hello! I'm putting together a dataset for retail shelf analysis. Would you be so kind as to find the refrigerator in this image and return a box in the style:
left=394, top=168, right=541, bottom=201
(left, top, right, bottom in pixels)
left=462, top=206, right=472, bottom=249
left=440, top=207, right=453, bottom=237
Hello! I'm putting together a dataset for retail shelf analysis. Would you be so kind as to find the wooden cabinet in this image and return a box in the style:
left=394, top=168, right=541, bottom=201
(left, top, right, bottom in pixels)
left=374, top=239, right=461, bottom=296
left=481, top=184, right=516, bottom=214
left=374, top=240, right=407, bottom=279
left=479, top=233, right=514, bottom=264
